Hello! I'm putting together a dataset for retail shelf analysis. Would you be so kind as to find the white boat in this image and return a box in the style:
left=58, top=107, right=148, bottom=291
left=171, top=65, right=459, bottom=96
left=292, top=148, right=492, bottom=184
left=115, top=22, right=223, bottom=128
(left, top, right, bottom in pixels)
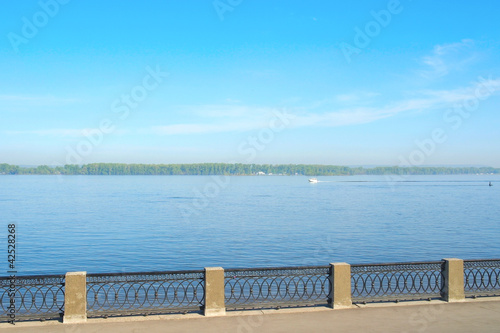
left=308, top=178, right=318, bottom=183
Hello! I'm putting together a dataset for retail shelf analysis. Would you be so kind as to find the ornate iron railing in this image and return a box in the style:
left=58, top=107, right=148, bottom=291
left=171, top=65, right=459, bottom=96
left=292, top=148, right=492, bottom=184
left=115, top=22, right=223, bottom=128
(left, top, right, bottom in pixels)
left=86, top=270, right=204, bottom=317
left=0, top=274, right=65, bottom=322
left=464, top=259, right=500, bottom=297
left=224, top=266, right=331, bottom=310
left=3, top=258, right=499, bottom=323
left=351, top=261, right=444, bottom=303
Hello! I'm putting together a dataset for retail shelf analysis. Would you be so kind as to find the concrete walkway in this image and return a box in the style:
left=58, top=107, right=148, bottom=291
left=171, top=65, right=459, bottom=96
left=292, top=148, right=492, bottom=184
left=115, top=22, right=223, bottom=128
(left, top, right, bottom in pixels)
left=2, top=298, right=500, bottom=333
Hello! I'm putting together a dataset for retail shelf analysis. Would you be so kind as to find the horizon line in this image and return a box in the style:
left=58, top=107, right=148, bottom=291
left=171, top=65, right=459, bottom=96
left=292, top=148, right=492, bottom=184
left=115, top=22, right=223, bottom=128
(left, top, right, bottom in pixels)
left=2, top=162, right=498, bottom=169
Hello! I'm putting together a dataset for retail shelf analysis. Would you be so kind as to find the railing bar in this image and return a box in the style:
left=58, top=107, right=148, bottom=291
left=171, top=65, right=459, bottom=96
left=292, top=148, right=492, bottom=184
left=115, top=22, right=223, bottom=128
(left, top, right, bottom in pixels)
left=0, top=275, right=65, bottom=281
left=225, top=266, right=330, bottom=273
left=463, top=259, right=500, bottom=263
left=351, top=261, right=444, bottom=267
left=86, top=270, right=204, bottom=278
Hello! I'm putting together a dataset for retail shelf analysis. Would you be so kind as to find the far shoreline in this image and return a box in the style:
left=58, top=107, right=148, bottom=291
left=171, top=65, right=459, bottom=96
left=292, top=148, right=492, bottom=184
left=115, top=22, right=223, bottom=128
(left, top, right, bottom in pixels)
left=1, top=162, right=499, bottom=177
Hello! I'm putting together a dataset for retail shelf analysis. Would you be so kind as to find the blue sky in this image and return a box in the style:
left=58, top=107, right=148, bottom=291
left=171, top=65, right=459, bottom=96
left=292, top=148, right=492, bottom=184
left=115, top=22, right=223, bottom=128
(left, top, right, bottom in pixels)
left=1, top=0, right=500, bottom=166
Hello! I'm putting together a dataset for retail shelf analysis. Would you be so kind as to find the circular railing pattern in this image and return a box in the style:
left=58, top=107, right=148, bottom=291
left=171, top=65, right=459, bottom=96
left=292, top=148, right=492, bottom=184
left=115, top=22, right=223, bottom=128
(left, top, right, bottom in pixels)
left=86, top=270, right=204, bottom=317
left=224, top=266, right=330, bottom=309
left=0, top=275, right=65, bottom=322
left=351, top=262, right=444, bottom=302
left=464, top=260, right=500, bottom=297
left=4, top=259, right=500, bottom=322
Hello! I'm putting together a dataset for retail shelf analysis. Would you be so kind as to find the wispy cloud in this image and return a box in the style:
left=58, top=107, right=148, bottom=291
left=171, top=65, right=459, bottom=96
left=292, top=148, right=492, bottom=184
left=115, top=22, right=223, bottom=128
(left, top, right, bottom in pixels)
left=149, top=105, right=276, bottom=135
left=152, top=122, right=260, bottom=135
left=9, top=78, right=499, bottom=138
left=419, top=39, right=477, bottom=79
left=312, top=78, right=500, bottom=127
left=4, top=128, right=127, bottom=137
left=0, top=95, right=78, bottom=109
left=0, top=95, right=77, bottom=102
left=6, top=42, right=497, bottom=139
left=189, top=105, right=274, bottom=118
left=148, top=78, right=500, bottom=135
left=4, top=129, right=84, bottom=137
left=335, top=92, right=380, bottom=103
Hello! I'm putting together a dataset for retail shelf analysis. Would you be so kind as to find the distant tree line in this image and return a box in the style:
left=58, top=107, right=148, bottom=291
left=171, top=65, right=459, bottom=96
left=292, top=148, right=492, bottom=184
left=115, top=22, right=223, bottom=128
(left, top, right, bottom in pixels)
left=0, top=163, right=498, bottom=176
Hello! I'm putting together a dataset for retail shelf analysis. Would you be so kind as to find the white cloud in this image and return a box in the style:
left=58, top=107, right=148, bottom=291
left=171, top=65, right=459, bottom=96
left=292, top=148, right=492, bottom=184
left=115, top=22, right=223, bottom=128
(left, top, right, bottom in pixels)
left=3, top=128, right=127, bottom=137
left=147, top=105, right=281, bottom=135
left=315, top=78, right=500, bottom=126
left=190, top=105, right=274, bottom=118
left=8, top=77, right=499, bottom=138
left=151, top=119, right=269, bottom=135
left=0, top=95, right=77, bottom=105
left=335, top=92, right=380, bottom=103
left=4, top=129, right=84, bottom=137
left=149, top=78, right=500, bottom=135
left=0, top=95, right=79, bottom=113
left=419, top=39, right=477, bottom=79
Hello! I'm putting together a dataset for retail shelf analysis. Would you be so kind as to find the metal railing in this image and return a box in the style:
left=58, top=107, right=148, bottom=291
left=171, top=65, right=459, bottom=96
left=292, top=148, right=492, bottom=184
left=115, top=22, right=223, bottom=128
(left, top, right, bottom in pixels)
left=0, top=274, right=65, bottom=323
left=351, top=261, right=444, bottom=303
left=3, top=258, right=500, bottom=322
left=224, top=266, right=331, bottom=310
left=86, top=270, right=204, bottom=317
left=464, top=259, right=500, bottom=297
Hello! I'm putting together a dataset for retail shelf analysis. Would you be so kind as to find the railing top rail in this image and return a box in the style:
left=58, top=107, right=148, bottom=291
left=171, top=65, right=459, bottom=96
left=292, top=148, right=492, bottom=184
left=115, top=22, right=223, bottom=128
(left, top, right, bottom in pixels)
left=4, top=259, right=499, bottom=281
left=87, top=269, right=204, bottom=277
left=0, top=262, right=451, bottom=280
left=351, top=260, right=444, bottom=268
left=0, top=274, right=65, bottom=280
left=463, top=258, right=500, bottom=263
left=225, top=265, right=330, bottom=273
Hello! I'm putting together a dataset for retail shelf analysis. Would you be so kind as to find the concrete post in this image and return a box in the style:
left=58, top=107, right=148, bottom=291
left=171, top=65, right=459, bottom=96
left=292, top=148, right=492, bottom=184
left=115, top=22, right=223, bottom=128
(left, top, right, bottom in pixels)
left=442, top=258, right=465, bottom=302
left=330, top=263, right=352, bottom=309
left=204, top=267, right=226, bottom=316
left=63, top=271, right=87, bottom=323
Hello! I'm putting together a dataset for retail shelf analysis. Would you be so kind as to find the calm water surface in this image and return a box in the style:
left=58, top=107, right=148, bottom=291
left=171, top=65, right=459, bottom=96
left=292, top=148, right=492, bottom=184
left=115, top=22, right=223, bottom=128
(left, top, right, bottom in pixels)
left=0, top=175, right=499, bottom=275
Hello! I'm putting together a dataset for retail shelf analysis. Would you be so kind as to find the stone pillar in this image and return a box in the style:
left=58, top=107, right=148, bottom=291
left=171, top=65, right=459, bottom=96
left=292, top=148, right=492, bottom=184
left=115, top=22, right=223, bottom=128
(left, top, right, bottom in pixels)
left=442, top=258, right=465, bottom=302
left=204, top=267, right=226, bottom=316
left=330, top=263, right=352, bottom=309
left=63, top=271, right=87, bottom=323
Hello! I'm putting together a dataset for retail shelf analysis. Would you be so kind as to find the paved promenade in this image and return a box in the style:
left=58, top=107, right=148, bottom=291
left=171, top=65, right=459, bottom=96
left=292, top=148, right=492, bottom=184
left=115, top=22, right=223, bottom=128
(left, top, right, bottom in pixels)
left=2, top=298, right=500, bottom=333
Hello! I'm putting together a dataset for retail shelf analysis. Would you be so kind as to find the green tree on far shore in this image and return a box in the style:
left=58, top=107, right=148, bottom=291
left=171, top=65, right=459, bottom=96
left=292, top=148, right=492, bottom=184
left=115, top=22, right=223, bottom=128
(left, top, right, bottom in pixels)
left=0, top=163, right=498, bottom=176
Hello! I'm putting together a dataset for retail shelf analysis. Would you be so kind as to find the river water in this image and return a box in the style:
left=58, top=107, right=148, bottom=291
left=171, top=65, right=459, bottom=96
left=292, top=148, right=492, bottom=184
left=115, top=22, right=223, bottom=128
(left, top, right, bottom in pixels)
left=1, top=174, right=498, bottom=275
